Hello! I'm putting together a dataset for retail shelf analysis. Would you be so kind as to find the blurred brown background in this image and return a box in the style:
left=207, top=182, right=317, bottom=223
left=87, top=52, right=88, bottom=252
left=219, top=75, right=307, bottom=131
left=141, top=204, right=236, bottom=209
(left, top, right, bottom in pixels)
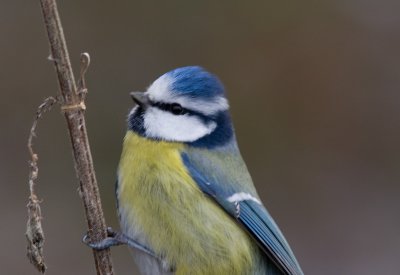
left=1, top=1, right=400, bottom=274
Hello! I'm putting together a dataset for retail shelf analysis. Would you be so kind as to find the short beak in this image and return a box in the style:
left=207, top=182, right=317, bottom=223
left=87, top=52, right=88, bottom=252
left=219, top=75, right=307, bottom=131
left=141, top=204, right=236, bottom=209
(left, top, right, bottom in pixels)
left=130, top=92, right=150, bottom=109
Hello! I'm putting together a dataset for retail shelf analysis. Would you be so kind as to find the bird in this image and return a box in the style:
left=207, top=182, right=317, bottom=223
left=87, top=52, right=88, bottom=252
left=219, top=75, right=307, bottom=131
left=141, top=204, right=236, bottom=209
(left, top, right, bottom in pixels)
left=85, top=66, right=303, bottom=275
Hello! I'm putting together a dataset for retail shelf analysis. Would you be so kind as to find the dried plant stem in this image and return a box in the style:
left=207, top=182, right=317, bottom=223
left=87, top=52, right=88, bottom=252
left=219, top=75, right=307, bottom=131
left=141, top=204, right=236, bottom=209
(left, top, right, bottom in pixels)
left=26, top=97, right=57, bottom=273
left=35, top=0, right=114, bottom=274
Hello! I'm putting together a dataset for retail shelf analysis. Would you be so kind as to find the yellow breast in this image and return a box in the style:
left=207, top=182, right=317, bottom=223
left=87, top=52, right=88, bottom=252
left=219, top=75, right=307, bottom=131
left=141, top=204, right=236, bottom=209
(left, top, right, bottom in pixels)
left=117, top=131, right=258, bottom=275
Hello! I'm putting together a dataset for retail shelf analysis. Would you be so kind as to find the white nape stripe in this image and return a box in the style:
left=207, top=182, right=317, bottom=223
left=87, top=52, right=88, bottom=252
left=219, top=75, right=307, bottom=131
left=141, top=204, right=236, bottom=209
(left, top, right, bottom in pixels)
left=227, top=192, right=261, bottom=205
left=143, top=107, right=217, bottom=142
left=146, top=74, right=229, bottom=116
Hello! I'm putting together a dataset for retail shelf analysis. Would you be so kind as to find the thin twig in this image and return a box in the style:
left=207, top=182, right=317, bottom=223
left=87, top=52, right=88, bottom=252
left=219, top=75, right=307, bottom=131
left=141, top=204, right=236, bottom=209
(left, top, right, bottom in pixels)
left=77, top=52, right=90, bottom=99
left=32, top=0, right=114, bottom=274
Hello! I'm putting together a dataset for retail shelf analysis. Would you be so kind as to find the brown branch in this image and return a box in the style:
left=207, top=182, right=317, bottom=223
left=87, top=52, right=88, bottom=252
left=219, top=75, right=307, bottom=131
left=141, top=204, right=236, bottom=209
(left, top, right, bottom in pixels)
left=32, top=0, right=115, bottom=274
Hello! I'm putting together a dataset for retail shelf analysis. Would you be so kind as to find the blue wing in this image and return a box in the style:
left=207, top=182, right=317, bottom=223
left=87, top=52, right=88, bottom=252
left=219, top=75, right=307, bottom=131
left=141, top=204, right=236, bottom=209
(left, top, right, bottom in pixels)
left=181, top=148, right=303, bottom=275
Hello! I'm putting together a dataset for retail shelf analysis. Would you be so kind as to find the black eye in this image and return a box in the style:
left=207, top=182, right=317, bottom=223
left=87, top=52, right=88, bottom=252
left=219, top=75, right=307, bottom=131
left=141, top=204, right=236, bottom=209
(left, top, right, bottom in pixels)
left=170, top=103, right=184, bottom=115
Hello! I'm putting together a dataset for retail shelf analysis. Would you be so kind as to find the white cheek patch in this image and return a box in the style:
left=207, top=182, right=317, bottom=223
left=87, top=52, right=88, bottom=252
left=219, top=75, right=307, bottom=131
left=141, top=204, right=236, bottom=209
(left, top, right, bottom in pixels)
left=143, top=107, right=217, bottom=142
left=227, top=192, right=261, bottom=205
left=146, top=75, right=229, bottom=116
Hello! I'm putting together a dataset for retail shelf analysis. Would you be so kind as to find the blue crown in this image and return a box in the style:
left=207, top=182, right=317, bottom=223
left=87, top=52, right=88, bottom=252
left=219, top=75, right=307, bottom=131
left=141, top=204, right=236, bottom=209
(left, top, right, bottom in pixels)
left=165, top=66, right=225, bottom=99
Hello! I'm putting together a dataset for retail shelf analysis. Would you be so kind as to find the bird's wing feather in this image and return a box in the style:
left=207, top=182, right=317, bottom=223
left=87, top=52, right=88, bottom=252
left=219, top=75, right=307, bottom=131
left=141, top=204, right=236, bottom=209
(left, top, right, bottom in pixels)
left=181, top=150, right=303, bottom=275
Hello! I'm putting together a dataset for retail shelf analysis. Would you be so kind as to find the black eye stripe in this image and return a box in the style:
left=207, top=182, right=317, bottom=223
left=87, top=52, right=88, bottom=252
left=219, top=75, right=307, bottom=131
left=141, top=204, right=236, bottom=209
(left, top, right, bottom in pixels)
left=150, top=101, right=188, bottom=115
left=147, top=100, right=216, bottom=122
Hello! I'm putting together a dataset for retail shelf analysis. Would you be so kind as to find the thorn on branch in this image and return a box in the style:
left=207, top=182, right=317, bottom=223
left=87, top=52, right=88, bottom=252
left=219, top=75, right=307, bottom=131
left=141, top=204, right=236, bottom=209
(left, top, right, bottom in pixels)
left=47, top=53, right=60, bottom=63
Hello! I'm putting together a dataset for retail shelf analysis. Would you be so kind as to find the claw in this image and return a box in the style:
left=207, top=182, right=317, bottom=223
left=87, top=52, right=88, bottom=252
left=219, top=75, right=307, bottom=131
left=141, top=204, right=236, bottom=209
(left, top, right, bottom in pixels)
left=106, top=227, right=116, bottom=237
left=82, top=227, right=120, bottom=250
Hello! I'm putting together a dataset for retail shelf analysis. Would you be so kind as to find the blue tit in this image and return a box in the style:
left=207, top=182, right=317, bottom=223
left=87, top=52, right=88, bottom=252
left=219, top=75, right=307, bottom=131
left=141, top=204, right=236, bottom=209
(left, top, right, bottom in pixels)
left=86, top=66, right=303, bottom=275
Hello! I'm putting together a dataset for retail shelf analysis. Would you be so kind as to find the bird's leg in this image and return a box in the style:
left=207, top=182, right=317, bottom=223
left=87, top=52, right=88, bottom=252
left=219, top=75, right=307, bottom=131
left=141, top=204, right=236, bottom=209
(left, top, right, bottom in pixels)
left=83, top=227, right=157, bottom=258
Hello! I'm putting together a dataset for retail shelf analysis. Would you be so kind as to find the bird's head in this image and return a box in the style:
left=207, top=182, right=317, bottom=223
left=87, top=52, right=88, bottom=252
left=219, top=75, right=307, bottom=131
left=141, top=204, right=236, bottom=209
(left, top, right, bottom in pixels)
left=128, top=66, right=234, bottom=148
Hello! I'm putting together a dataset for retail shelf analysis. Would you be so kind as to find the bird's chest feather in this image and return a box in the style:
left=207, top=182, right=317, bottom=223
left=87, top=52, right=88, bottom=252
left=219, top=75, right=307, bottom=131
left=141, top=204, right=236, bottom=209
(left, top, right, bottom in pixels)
left=117, top=132, right=257, bottom=275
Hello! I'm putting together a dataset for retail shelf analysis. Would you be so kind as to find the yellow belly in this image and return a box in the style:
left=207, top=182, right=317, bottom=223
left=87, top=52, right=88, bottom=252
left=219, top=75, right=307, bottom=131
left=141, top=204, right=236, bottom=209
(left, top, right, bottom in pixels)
left=117, top=131, right=258, bottom=275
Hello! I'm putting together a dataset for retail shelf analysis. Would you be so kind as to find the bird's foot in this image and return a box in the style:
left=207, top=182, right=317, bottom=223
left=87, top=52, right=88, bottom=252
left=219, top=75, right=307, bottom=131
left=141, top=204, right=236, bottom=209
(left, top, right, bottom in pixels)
left=82, top=227, right=157, bottom=258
